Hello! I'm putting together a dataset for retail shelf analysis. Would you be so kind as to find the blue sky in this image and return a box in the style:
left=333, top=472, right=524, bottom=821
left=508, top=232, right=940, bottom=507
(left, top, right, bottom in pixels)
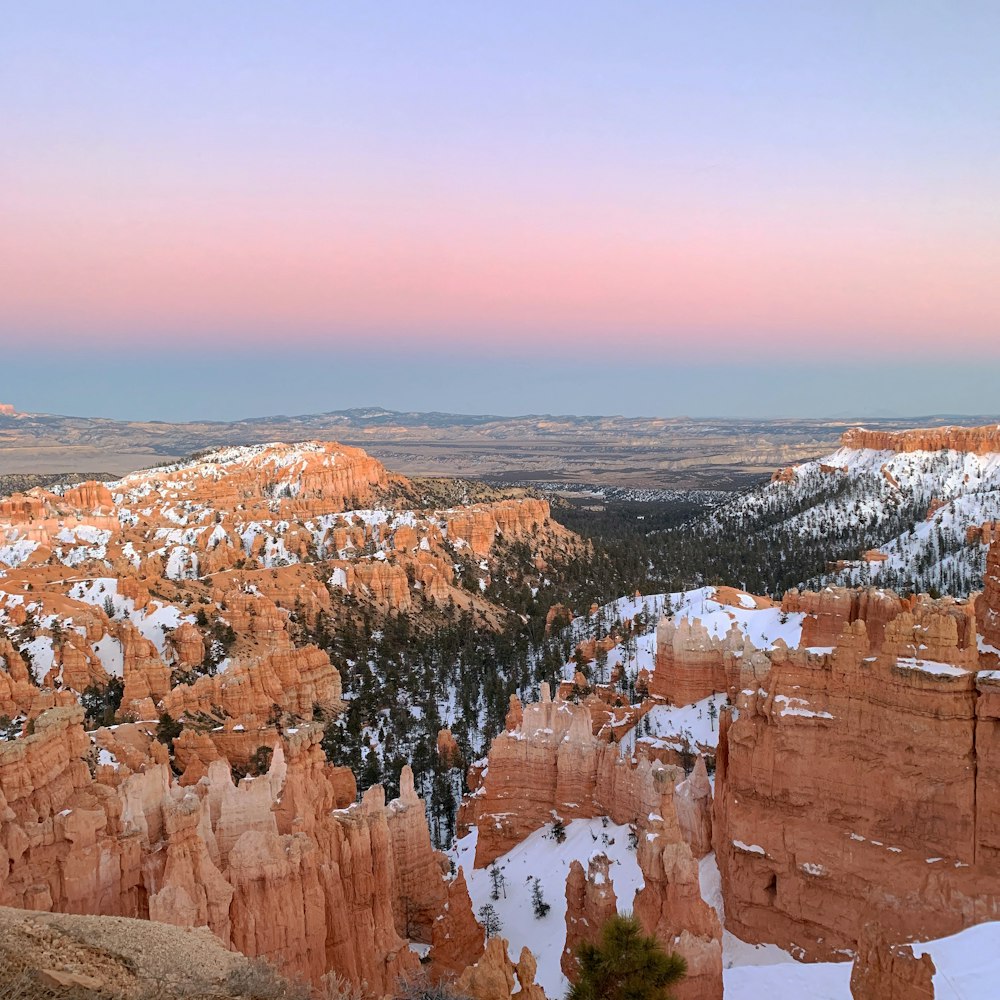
left=3, top=3, right=999, bottom=419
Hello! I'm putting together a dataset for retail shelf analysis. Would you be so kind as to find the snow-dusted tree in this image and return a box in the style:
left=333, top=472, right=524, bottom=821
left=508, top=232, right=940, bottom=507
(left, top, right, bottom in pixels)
left=531, top=877, right=550, bottom=918
left=488, top=862, right=506, bottom=901
left=478, top=902, right=502, bottom=939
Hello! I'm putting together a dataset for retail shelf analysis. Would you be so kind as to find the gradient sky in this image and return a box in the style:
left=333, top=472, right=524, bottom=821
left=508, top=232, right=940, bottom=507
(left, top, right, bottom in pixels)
left=3, top=3, right=999, bottom=419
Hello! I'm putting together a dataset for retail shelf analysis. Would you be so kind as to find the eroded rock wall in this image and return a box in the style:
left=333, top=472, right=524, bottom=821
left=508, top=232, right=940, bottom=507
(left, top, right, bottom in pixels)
left=713, top=624, right=1000, bottom=959
left=0, top=708, right=458, bottom=993
left=471, top=685, right=722, bottom=999
left=840, top=425, right=1000, bottom=454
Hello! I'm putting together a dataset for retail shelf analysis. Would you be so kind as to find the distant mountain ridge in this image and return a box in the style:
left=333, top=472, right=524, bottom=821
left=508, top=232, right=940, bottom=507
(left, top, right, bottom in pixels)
left=3, top=404, right=998, bottom=489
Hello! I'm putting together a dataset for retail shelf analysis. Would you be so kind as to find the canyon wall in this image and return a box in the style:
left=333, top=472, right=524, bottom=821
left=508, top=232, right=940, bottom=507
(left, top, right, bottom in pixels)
left=978, top=538, right=1000, bottom=649
left=840, top=424, right=1000, bottom=454
left=713, top=613, right=1000, bottom=960
left=467, top=684, right=722, bottom=1000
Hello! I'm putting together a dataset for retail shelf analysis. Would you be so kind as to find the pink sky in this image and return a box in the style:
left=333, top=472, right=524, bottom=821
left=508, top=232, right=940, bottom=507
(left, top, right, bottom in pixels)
left=3, top=4, right=999, bottom=361
left=4, top=170, right=998, bottom=357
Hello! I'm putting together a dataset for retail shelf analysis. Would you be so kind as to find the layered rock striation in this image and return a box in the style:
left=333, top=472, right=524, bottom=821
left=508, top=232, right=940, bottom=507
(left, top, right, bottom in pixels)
left=841, top=424, right=1000, bottom=455
left=713, top=602, right=1000, bottom=959
left=467, top=684, right=722, bottom=1000
left=978, top=538, right=1000, bottom=649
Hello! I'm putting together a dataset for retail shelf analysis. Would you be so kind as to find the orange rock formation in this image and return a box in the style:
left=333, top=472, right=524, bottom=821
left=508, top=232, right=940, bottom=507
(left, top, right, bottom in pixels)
left=467, top=684, right=722, bottom=999
left=841, top=424, right=1000, bottom=454
left=0, top=707, right=461, bottom=993
left=978, top=538, right=1000, bottom=650
left=561, top=854, right=617, bottom=980
left=713, top=607, right=1000, bottom=960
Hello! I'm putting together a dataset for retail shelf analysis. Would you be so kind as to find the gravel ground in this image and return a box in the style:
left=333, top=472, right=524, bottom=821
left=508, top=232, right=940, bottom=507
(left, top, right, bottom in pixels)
left=0, top=907, right=277, bottom=998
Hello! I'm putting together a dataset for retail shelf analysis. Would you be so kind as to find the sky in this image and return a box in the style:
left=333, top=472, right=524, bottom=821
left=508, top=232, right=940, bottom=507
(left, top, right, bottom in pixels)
left=2, top=2, right=999, bottom=419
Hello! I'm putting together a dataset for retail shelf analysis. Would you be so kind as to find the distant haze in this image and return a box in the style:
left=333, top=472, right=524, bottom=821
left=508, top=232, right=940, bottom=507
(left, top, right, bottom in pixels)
left=4, top=351, right=1000, bottom=423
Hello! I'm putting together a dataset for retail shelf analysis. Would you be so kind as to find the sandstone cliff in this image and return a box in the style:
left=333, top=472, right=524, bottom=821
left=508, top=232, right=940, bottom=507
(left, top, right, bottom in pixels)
left=713, top=614, right=1000, bottom=959
left=469, top=684, right=722, bottom=999
left=841, top=424, right=1000, bottom=455
left=978, top=538, right=1000, bottom=650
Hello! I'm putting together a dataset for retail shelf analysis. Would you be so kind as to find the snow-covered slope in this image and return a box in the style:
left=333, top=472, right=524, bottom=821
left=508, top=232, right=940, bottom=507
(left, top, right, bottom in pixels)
left=453, top=820, right=643, bottom=998
left=723, top=920, right=1000, bottom=1000
left=699, top=442, right=1000, bottom=597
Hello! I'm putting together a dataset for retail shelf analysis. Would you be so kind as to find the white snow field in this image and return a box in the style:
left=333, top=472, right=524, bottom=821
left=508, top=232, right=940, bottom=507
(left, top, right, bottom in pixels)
left=453, top=819, right=644, bottom=998
left=911, top=921, right=1000, bottom=1000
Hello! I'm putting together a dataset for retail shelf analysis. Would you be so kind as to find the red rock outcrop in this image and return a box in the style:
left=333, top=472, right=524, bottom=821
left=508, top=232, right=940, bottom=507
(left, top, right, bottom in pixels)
left=388, top=766, right=450, bottom=942
left=979, top=538, right=1000, bottom=649
left=161, top=645, right=342, bottom=721
left=120, top=624, right=172, bottom=712
left=713, top=614, right=1000, bottom=960
left=849, top=922, right=936, bottom=1000
left=782, top=586, right=906, bottom=650
left=673, top=756, right=713, bottom=859
left=650, top=613, right=770, bottom=706
left=455, top=938, right=545, bottom=1000
left=544, top=603, right=572, bottom=633
left=561, top=854, right=617, bottom=980
left=0, top=638, right=37, bottom=717
left=968, top=520, right=1000, bottom=546
left=470, top=685, right=722, bottom=998
left=61, top=482, right=114, bottom=513
left=167, top=622, right=205, bottom=670
left=841, top=424, right=1000, bottom=455
left=446, top=499, right=555, bottom=558
left=429, top=868, right=485, bottom=976
left=634, top=813, right=723, bottom=1000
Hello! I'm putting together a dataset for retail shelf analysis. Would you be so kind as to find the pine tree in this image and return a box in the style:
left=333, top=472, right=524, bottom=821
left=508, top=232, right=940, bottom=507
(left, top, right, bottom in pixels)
left=568, top=913, right=686, bottom=1000
left=478, top=903, right=501, bottom=939
left=530, top=877, right=550, bottom=918
left=488, top=862, right=506, bottom=901
left=551, top=818, right=567, bottom=844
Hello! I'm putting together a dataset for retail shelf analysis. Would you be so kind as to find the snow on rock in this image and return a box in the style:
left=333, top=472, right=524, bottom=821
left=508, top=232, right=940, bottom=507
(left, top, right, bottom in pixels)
left=636, top=694, right=725, bottom=752
left=909, top=921, right=1000, bottom=1000
left=717, top=441, right=1000, bottom=596
left=452, top=819, right=643, bottom=999
left=658, top=587, right=805, bottom=650
left=0, top=538, right=40, bottom=567
left=723, top=962, right=852, bottom=1000
left=92, top=634, right=124, bottom=678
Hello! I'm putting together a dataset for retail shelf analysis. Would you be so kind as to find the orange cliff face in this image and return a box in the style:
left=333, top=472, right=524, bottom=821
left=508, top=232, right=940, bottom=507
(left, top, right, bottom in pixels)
left=978, top=538, right=1000, bottom=650
left=639, top=573, right=1000, bottom=965
left=712, top=596, right=1000, bottom=960
left=466, top=683, right=722, bottom=1000
left=841, top=424, right=1000, bottom=455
